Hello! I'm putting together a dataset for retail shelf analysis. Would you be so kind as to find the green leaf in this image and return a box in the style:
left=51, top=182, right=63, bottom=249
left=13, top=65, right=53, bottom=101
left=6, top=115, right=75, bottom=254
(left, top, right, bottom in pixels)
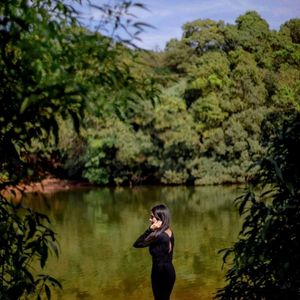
left=20, top=97, right=30, bottom=114
left=45, top=284, right=51, bottom=300
left=48, top=276, right=63, bottom=289
left=28, top=216, right=37, bottom=239
left=49, top=241, right=59, bottom=258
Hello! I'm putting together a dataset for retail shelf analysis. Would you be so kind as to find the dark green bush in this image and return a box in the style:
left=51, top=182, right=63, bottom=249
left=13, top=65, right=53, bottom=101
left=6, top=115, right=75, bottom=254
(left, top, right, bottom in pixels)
left=216, top=114, right=300, bottom=299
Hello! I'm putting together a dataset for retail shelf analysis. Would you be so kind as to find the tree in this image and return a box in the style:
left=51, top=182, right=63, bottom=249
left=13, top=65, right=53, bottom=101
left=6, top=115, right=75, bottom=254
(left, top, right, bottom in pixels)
left=164, top=38, right=194, bottom=74
left=0, top=0, right=83, bottom=183
left=235, top=11, right=270, bottom=53
left=280, top=19, right=300, bottom=44
left=182, top=19, right=225, bottom=54
left=0, top=0, right=149, bottom=298
left=0, top=0, right=149, bottom=184
left=216, top=113, right=300, bottom=299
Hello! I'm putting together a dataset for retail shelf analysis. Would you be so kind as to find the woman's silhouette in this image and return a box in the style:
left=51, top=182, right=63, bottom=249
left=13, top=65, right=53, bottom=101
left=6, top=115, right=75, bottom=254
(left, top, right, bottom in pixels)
left=133, top=204, right=176, bottom=300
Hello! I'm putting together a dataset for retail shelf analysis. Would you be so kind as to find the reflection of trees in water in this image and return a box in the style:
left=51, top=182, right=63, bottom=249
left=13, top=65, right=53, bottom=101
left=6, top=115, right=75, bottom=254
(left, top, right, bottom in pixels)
left=169, top=186, right=240, bottom=215
left=24, top=186, right=241, bottom=300
left=79, top=185, right=241, bottom=226
left=164, top=186, right=242, bottom=297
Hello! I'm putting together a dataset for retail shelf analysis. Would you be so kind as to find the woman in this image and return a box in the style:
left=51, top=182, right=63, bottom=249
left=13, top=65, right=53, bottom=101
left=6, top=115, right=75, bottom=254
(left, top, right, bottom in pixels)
left=133, top=204, right=176, bottom=300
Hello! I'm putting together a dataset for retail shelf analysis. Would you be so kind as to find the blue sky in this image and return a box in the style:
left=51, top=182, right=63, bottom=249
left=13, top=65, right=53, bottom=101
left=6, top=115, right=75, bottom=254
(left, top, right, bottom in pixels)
left=81, top=0, right=300, bottom=50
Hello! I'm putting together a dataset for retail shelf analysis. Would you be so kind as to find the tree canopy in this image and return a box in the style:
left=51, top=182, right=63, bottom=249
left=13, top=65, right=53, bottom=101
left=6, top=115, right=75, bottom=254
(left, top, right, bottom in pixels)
left=1, top=6, right=299, bottom=188
left=67, top=11, right=299, bottom=186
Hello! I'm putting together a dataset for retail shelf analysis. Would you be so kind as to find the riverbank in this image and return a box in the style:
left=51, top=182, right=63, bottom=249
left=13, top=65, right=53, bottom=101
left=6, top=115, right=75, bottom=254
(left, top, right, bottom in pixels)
left=24, top=177, right=93, bottom=193
left=1, top=177, right=94, bottom=201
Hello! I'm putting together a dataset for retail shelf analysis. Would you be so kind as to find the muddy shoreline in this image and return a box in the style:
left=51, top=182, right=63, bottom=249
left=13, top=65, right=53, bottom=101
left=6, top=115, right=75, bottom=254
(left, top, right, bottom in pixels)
left=1, top=177, right=95, bottom=201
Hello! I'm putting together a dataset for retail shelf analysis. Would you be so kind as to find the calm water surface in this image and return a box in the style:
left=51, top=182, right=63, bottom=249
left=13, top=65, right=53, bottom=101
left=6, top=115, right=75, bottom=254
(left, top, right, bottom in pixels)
left=24, top=185, right=242, bottom=300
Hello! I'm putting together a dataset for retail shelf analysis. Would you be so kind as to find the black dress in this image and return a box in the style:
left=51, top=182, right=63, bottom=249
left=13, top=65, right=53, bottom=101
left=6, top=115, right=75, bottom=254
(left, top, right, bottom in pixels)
left=133, top=228, right=176, bottom=300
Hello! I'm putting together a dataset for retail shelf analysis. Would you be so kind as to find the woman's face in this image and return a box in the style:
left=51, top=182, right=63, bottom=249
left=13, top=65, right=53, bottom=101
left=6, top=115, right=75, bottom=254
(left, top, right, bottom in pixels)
left=149, top=212, right=158, bottom=225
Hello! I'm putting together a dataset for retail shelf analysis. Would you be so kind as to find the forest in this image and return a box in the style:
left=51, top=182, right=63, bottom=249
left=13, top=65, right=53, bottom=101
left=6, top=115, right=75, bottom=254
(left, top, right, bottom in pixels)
left=1, top=2, right=299, bottom=187
left=44, top=11, right=300, bottom=186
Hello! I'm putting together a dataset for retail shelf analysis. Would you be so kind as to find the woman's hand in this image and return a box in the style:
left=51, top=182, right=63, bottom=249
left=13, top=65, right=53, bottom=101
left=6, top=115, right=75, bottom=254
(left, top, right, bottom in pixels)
left=150, top=220, right=162, bottom=230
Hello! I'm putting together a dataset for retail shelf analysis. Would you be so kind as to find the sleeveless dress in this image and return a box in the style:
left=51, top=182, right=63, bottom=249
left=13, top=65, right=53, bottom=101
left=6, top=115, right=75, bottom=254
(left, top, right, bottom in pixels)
left=133, top=228, right=176, bottom=300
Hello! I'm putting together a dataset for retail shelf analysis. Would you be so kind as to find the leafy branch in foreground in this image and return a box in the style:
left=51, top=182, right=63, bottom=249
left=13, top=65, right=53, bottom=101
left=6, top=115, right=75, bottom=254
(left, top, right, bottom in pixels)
left=0, top=196, right=61, bottom=300
left=1, top=0, right=152, bottom=299
left=216, top=113, right=300, bottom=299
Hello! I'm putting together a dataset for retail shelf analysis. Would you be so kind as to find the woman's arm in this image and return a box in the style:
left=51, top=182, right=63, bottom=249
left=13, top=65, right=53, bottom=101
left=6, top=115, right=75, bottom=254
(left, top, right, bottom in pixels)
left=133, top=228, right=153, bottom=248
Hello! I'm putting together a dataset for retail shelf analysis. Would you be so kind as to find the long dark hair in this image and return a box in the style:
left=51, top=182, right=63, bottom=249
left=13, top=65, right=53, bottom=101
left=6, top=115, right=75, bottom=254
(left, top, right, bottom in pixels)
left=145, top=204, right=171, bottom=243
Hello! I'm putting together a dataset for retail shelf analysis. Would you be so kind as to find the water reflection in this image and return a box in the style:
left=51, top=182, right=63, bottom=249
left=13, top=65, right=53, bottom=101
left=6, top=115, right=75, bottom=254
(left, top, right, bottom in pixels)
left=23, top=185, right=242, bottom=300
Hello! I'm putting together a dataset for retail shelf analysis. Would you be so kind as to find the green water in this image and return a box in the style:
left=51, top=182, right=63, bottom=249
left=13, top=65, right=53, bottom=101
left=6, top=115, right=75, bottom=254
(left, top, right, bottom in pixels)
left=24, top=185, right=242, bottom=300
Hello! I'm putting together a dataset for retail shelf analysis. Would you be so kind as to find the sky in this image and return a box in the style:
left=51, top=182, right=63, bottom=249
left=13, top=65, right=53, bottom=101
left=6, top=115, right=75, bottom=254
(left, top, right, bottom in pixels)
left=81, top=0, right=300, bottom=50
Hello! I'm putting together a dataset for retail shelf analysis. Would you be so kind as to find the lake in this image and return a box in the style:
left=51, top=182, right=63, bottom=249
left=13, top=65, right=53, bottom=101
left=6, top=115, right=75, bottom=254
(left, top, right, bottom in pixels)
left=24, top=185, right=243, bottom=300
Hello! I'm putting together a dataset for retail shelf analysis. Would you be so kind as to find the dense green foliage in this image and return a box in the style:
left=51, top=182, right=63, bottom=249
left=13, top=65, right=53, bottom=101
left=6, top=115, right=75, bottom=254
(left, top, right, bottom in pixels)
left=0, top=0, right=78, bottom=297
left=0, top=198, right=61, bottom=300
left=0, top=0, right=150, bottom=298
left=1, top=0, right=81, bottom=183
left=0, top=0, right=152, bottom=185
left=1, top=8, right=299, bottom=186
left=215, top=113, right=300, bottom=299
left=57, top=11, right=300, bottom=186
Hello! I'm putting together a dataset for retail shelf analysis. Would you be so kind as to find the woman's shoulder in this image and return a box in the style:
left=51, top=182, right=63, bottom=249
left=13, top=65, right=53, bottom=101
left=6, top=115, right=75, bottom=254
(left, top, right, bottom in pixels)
left=158, top=230, right=173, bottom=240
left=164, top=228, right=173, bottom=238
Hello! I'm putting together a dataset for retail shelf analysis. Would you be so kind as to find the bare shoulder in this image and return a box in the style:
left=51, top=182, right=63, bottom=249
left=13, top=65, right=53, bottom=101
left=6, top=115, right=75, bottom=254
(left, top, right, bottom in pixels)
left=164, top=228, right=173, bottom=238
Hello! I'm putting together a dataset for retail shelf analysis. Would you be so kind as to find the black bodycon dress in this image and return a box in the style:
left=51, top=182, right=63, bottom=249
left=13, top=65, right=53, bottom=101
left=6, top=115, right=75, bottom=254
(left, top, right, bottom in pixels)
left=133, top=228, right=176, bottom=300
